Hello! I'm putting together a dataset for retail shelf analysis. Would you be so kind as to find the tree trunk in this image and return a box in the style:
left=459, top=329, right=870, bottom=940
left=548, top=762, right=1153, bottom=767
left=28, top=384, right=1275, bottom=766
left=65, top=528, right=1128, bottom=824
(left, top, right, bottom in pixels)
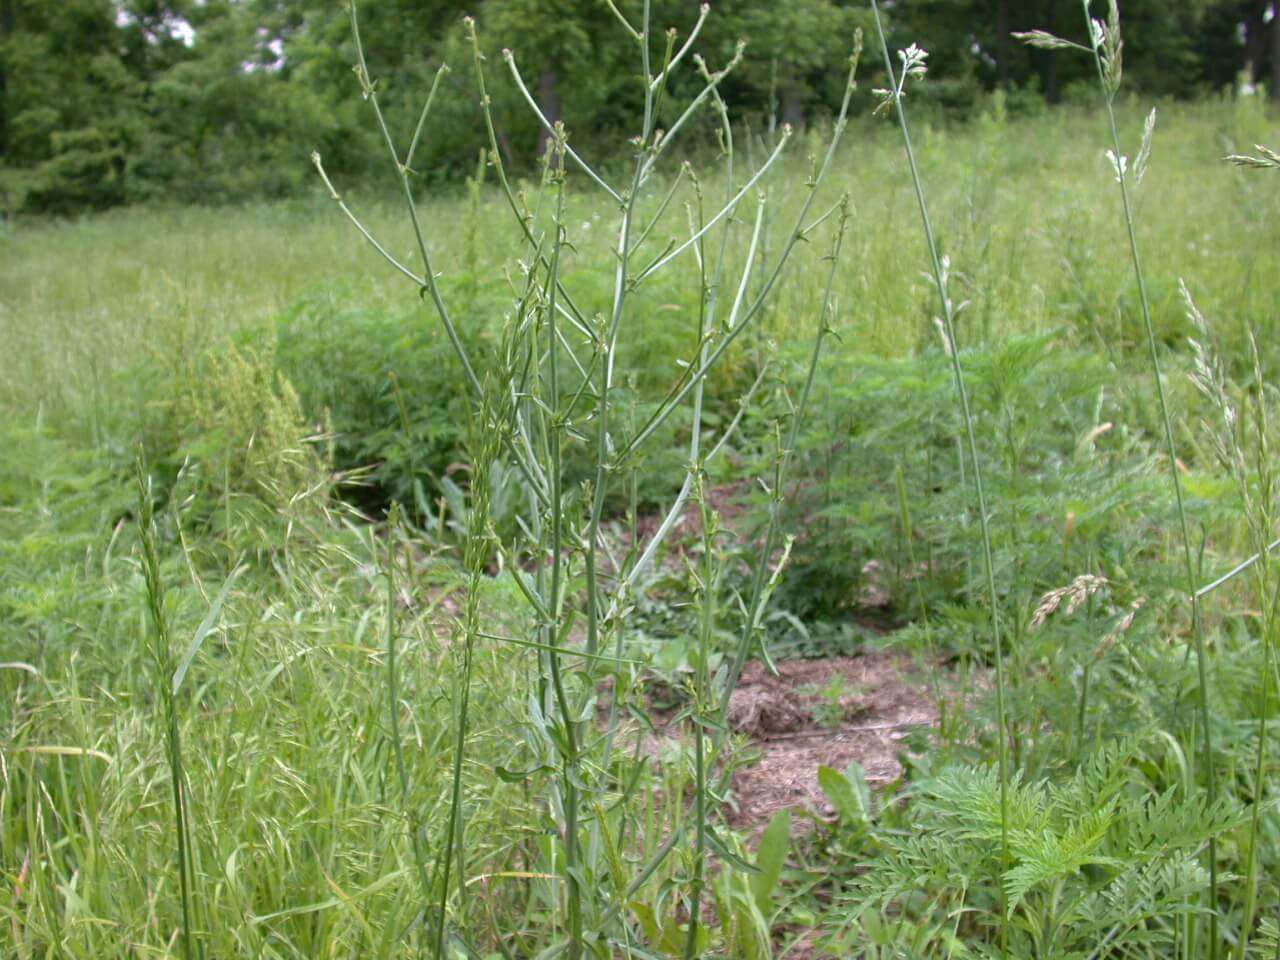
left=1042, top=0, right=1059, bottom=102
left=1244, top=1, right=1269, bottom=86
left=996, top=0, right=1010, bottom=90
left=1271, top=6, right=1280, bottom=100
left=781, top=85, right=804, bottom=128
left=0, top=0, right=14, bottom=156
left=537, top=67, right=562, bottom=164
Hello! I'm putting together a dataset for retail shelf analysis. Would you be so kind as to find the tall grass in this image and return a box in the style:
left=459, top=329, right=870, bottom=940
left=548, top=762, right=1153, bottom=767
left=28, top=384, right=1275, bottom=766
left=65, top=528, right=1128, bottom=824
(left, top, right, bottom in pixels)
left=869, top=2, right=1012, bottom=949
left=4, top=102, right=1276, bottom=448
left=830, top=1, right=1275, bottom=956
left=136, top=468, right=198, bottom=960
left=1079, top=8, right=1219, bottom=951
left=1183, top=286, right=1279, bottom=960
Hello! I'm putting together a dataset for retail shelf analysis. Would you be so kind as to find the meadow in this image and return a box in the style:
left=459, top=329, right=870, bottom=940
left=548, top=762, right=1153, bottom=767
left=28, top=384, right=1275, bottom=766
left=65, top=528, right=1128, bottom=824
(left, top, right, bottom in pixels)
left=3, top=25, right=1280, bottom=956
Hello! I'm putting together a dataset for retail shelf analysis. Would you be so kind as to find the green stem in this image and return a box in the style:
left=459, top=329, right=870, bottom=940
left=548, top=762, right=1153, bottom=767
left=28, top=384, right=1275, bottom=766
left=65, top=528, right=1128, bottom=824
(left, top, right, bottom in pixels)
left=384, top=509, right=433, bottom=934
left=347, top=3, right=550, bottom=510
left=137, top=466, right=198, bottom=960
left=1078, top=3, right=1217, bottom=949
left=435, top=415, right=500, bottom=957
left=595, top=46, right=862, bottom=930
left=543, top=132, right=586, bottom=960
left=682, top=168, right=719, bottom=960
left=1236, top=330, right=1277, bottom=960
left=720, top=194, right=850, bottom=714
left=869, top=3, right=1010, bottom=952
left=684, top=472, right=714, bottom=960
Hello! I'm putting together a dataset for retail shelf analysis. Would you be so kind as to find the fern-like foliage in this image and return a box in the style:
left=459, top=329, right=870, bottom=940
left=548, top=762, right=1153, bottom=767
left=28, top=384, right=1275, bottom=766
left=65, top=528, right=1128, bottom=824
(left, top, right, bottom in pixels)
left=1253, top=917, right=1280, bottom=958
left=857, top=738, right=1246, bottom=958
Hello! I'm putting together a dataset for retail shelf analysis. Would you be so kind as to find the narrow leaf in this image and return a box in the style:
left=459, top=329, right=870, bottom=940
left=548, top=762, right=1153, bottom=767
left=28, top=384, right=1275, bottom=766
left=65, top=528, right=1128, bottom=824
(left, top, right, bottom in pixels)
left=494, top=763, right=555, bottom=783
left=21, top=745, right=114, bottom=763
left=173, top=564, right=245, bottom=695
left=706, top=828, right=761, bottom=874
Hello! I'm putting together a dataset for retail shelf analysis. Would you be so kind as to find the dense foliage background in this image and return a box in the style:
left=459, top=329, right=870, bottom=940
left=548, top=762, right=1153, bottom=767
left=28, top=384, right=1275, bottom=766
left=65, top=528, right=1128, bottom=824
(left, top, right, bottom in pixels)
left=6, top=0, right=1280, bottom=953
left=2, top=0, right=1279, bottom=214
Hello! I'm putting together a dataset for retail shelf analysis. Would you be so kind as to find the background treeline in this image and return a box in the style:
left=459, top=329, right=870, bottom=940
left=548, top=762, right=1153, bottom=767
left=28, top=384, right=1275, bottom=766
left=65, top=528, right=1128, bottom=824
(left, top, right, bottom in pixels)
left=1, top=0, right=1277, bottom=215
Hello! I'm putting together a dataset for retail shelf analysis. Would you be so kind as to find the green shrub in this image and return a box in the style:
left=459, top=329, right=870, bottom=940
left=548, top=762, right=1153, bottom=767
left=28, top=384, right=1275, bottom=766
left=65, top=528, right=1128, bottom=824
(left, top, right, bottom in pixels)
left=271, top=294, right=473, bottom=517
left=144, top=339, right=334, bottom=552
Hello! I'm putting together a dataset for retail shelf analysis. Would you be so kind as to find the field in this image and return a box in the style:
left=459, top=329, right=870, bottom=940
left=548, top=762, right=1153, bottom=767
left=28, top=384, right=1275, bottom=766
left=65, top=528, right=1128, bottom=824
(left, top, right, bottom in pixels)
left=3, top=81, right=1280, bottom=958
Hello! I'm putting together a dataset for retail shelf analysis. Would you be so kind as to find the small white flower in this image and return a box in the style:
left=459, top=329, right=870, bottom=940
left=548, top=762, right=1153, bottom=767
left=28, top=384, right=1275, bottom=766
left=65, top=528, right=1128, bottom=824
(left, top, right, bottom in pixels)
left=898, top=43, right=929, bottom=79
left=933, top=317, right=952, bottom=356
left=1105, top=149, right=1128, bottom=183
left=1090, top=18, right=1106, bottom=50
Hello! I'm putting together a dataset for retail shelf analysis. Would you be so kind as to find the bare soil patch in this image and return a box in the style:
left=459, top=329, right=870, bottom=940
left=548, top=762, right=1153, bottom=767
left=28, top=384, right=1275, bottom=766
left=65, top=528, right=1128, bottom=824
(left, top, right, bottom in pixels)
left=609, top=648, right=940, bottom=838
left=722, top=650, right=937, bottom=834
left=406, top=483, right=942, bottom=840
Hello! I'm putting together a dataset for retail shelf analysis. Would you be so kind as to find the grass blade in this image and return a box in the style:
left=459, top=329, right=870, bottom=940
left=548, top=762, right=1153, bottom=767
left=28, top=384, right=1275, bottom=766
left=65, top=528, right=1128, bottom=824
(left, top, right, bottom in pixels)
left=173, top=564, right=244, bottom=696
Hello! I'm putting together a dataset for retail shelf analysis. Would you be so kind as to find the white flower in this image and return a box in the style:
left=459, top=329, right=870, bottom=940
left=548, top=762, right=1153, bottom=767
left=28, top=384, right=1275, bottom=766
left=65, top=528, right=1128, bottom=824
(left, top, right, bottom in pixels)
left=1105, top=149, right=1127, bottom=183
left=898, top=43, right=929, bottom=79
left=1090, top=18, right=1106, bottom=49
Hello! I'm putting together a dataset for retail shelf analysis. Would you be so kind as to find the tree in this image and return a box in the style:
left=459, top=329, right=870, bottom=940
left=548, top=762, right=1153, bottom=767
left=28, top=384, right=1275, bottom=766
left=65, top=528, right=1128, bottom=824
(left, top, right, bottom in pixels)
left=0, top=0, right=147, bottom=212
left=887, top=0, right=1217, bottom=106
left=0, top=0, right=1268, bottom=215
left=483, top=0, right=600, bottom=159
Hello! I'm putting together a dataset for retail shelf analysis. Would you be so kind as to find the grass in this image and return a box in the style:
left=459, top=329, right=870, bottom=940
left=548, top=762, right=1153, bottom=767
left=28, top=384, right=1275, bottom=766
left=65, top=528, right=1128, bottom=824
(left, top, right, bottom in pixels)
left=5, top=97, right=1277, bottom=446
left=3, top=31, right=1280, bottom=955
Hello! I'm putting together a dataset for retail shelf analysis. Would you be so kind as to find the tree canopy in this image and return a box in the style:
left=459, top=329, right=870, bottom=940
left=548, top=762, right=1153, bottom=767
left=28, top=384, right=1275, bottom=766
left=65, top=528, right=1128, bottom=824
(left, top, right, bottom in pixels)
left=0, top=0, right=1275, bottom=215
